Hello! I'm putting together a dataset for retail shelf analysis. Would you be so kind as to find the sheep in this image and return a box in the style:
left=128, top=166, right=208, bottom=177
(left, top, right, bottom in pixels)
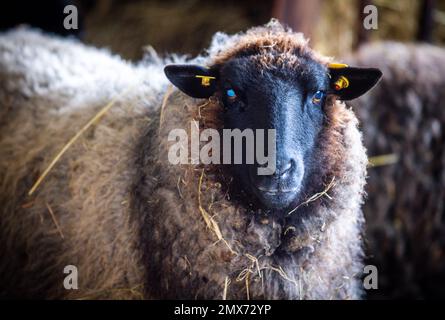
left=0, top=21, right=381, bottom=299
left=346, top=42, right=445, bottom=299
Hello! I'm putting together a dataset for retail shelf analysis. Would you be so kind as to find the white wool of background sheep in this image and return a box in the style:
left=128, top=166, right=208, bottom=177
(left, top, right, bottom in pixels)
left=0, top=28, right=170, bottom=115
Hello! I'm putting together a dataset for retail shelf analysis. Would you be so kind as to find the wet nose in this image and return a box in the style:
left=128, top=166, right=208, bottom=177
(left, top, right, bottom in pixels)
left=273, top=158, right=295, bottom=179
left=251, top=156, right=303, bottom=195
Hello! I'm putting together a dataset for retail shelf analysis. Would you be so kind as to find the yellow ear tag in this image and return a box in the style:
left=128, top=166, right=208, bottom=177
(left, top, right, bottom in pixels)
left=334, top=76, right=350, bottom=91
left=328, top=63, right=349, bottom=69
left=195, top=75, right=216, bottom=87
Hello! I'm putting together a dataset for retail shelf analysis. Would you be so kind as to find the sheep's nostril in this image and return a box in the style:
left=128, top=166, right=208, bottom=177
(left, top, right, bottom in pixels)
left=275, top=159, right=294, bottom=178
left=282, top=161, right=293, bottom=174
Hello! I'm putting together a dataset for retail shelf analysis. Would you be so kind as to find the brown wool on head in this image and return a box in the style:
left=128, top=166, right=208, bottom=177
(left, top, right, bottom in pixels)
left=211, top=24, right=331, bottom=68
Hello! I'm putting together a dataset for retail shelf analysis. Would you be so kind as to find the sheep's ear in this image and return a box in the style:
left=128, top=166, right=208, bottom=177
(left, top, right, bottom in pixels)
left=328, top=64, right=382, bottom=101
left=164, top=64, right=218, bottom=99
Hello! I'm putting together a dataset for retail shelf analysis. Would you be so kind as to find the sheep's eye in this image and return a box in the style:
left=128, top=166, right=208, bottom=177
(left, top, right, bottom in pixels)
left=226, top=89, right=237, bottom=100
left=312, top=91, right=325, bottom=105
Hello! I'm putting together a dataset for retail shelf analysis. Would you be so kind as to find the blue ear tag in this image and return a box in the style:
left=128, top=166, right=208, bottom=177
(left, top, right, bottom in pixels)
left=226, top=89, right=236, bottom=97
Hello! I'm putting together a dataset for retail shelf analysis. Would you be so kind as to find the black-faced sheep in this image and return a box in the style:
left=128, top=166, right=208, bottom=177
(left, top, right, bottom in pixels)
left=347, top=42, right=445, bottom=299
left=0, top=22, right=381, bottom=299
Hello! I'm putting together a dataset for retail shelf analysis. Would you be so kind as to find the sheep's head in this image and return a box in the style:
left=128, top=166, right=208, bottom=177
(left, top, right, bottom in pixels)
left=164, top=24, right=381, bottom=210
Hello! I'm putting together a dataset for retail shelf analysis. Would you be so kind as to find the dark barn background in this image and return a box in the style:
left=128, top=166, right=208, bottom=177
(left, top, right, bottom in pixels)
left=1, top=0, right=445, bottom=299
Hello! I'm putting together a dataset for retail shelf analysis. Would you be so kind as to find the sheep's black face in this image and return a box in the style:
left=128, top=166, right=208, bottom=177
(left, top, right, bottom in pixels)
left=218, top=57, right=327, bottom=209
left=164, top=56, right=381, bottom=210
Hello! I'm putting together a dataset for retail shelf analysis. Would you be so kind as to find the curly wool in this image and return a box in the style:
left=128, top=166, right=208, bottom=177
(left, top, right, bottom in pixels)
left=347, top=42, right=445, bottom=299
left=0, top=24, right=367, bottom=299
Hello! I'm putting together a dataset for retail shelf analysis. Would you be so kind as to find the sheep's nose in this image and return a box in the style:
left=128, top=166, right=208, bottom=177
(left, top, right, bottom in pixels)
left=274, top=159, right=294, bottom=179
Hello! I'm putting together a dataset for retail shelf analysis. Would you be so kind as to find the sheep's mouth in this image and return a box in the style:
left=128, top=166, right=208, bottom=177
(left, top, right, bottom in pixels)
left=250, top=180, right=301, bottom=210
left=247, top=165, right=303, bottom=209
left=255, top=186, right=299, bottom=195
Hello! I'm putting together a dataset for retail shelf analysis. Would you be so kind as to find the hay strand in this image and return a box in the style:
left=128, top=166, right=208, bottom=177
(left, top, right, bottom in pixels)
left=45, top=202, right=64, bottom=239
left=368, top=153, right=399, bottom=167
left=198, top=169, right=236, bottom=255
left=263, top=265, right=299, bottom=290
left=222, top=276, right=229, bottom=300
left=158, top=84, right=173, bottom=134
left=28, top=86, right=135, bottom=196
left=287, top=176, right=336, bottom=216
left=245, top=272, right=250, bottom=300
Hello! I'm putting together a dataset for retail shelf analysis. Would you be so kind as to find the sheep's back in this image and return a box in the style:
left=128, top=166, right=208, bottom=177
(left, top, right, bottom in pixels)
left=0, top=29, right=168, bottom=298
